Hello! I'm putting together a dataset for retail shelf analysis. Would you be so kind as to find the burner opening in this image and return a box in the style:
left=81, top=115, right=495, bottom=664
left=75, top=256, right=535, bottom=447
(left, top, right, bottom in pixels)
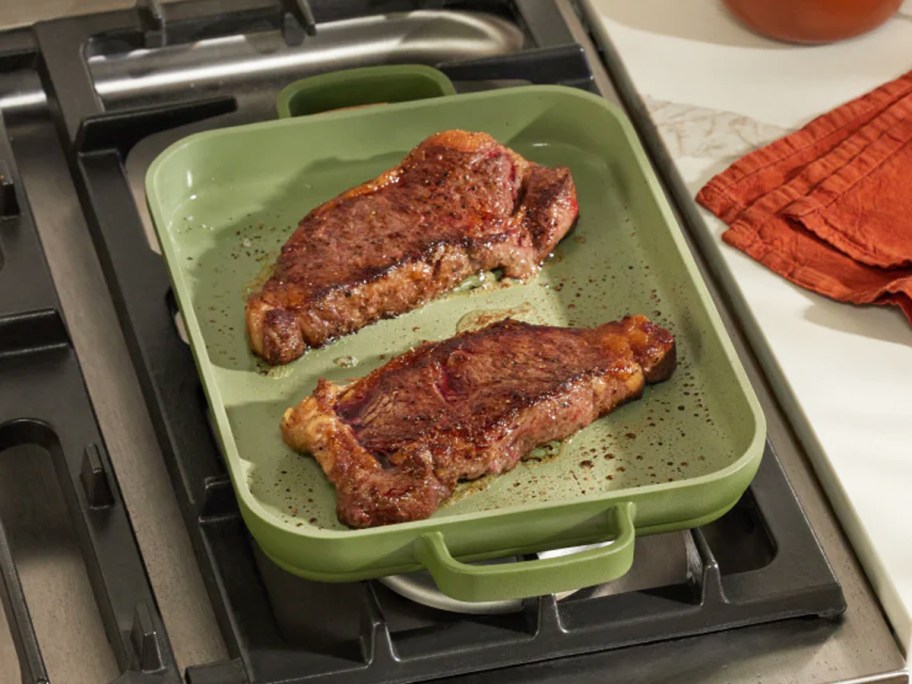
left=0, top=443, right=118, bottom=682
left=253, top=543, right=366, bottom=658
left=563, top=530, right=692, bottom=604
left=254, top=540, right=532, bottom=660
left=700, top=490, right=776, bottom=575
left=374, top=581, right=531, bottom=660
left=172, top=310, right=190, bottom=345
left=557, top=531, right=696, bottom=631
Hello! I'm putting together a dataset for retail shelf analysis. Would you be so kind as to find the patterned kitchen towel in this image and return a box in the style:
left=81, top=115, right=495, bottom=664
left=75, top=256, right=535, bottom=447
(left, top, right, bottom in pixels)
left=696, top=69, right=912, bottom=323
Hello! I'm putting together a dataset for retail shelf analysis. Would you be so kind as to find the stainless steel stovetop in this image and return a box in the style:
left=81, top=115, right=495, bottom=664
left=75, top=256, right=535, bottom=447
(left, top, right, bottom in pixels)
left=0, top=1, right=905, bottom=682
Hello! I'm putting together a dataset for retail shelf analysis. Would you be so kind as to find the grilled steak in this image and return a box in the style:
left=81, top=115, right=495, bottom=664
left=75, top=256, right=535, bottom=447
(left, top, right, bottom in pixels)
left=281, top=316, right=675, bottom=528
left=247, top=130, right=578, bottom=364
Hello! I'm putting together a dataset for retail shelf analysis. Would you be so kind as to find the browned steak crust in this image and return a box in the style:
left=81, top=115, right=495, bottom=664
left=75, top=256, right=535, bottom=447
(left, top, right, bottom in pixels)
left=247, top=130, right=578, bottom=364
left=281, top=316, right=676, bottom=528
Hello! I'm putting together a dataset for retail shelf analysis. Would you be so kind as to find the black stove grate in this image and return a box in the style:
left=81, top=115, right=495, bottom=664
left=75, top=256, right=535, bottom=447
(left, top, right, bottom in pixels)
left=0, top=2, right=846, bottom=683
left=180, top=445, right=844, bottom=684
left=0, top=113, right=179, bottom=682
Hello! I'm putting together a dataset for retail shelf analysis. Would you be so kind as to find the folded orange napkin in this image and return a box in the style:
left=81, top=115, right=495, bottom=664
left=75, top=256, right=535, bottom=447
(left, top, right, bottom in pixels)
left=696, top=69, right=912, bottom=323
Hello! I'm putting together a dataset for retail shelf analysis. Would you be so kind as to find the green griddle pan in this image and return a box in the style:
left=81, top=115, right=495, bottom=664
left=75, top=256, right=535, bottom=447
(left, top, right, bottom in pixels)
left=145, top=66, right=765, bottom=602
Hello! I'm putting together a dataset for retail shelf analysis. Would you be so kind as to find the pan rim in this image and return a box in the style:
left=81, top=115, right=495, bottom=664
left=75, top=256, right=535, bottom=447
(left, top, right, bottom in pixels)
left=145, top=84, right=766, bottom=544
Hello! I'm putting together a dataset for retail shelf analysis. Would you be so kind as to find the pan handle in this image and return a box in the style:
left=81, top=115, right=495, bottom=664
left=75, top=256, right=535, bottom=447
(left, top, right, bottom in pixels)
left=415, top=502, right=636, bottom=603
left=276, top=64, right=457, bottom=118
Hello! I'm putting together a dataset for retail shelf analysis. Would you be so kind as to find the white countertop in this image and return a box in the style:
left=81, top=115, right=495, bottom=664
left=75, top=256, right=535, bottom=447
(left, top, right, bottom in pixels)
left=585, top=0, right=912, bottom=655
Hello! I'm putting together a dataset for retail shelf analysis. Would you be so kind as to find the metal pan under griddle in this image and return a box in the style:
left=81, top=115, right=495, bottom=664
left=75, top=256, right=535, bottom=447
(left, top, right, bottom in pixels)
left=145, top=70, right=765, bottom=603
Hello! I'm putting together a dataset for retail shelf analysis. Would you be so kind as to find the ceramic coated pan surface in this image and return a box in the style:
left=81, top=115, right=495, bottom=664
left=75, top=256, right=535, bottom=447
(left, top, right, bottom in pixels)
left=146, top=84, right=765, bottom=601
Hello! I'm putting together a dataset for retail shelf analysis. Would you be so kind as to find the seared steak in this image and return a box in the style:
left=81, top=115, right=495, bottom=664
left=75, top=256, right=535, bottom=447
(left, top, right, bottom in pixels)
left=281, top=316, right=675, bottom=528
left=247, top=130, right=578, bottom=364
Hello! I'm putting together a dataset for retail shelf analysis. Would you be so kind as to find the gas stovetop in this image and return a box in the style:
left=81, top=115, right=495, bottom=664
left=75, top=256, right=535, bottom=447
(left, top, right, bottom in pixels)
left=0, top=1, right=891, bottom=682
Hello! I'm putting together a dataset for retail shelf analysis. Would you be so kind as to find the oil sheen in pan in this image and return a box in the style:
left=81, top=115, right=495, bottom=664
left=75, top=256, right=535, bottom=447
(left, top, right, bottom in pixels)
left=378, top=542, right=612, bottom=614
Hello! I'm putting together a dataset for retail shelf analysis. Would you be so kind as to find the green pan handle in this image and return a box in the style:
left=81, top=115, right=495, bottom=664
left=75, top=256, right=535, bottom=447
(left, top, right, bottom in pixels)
left=415, top=502, right=636, bottom=602
left=276, top=64, right=456, bottom=118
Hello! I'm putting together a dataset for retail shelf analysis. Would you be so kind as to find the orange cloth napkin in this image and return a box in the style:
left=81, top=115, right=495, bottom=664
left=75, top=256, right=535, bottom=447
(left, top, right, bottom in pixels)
left=696, top=69, right=912, bottom=323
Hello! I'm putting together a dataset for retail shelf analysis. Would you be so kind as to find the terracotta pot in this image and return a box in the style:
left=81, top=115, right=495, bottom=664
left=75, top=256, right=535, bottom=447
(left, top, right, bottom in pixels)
left=722, top=0, right=903, bottom=43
